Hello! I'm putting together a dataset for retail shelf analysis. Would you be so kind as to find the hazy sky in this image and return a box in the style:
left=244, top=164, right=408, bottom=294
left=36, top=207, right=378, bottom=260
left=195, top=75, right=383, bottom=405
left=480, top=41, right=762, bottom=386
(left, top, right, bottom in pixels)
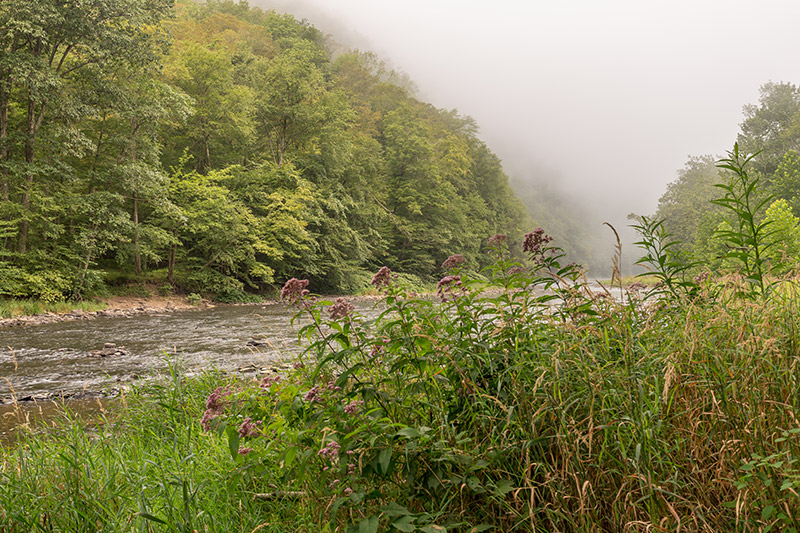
left=257, top=0, right=800, bottom=229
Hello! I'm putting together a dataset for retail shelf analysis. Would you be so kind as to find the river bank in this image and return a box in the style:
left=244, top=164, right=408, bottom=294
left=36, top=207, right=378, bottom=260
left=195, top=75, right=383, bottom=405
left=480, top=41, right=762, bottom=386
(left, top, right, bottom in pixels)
left=0, top=295, right=210, bottom=329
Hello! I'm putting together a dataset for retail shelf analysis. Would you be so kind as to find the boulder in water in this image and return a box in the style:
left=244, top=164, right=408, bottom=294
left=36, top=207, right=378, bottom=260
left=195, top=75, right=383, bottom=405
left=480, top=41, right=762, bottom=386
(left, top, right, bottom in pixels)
left=89, top=343, right=130, bottom=357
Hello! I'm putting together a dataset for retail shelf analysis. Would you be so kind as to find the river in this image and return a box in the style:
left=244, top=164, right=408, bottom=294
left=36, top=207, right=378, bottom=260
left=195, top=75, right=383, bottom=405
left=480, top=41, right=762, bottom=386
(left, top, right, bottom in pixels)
left=0, top=302, right=310, bottom=401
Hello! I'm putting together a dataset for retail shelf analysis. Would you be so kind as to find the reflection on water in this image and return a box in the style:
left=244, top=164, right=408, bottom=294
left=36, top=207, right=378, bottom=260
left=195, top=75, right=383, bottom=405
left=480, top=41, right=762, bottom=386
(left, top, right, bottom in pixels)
left=0, top=303, right=304, bottom=399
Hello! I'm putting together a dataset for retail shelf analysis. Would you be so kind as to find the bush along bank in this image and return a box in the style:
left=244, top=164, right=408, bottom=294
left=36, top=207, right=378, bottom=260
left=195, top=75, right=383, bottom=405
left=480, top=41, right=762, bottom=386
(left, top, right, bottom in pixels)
left=197, top=150, right=800, bottom=531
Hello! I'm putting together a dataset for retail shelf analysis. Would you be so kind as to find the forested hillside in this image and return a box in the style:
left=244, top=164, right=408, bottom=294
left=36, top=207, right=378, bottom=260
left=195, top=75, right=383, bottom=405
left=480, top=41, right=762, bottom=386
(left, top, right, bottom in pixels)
left=654, top=82, right=800, bottom=269
left=0, top=0, right=530, bottom=301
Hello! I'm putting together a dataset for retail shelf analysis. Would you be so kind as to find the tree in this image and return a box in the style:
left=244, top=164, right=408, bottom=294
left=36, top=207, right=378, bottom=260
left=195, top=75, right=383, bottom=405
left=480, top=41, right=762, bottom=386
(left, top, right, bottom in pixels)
left=0, top=0, right=173, bottom=254
left=163, top=41, right=254, bottom=172
left=655, top=155, right=723, bottom=249
left=737, top=82, right=800, bottom=177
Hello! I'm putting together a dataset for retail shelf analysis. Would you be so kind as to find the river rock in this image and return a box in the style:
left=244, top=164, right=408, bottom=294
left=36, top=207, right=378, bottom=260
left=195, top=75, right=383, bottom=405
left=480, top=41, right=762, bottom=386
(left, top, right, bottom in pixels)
left=89, top=343, right=130, bottom=357
left=246, top=340, right=267, bottom=347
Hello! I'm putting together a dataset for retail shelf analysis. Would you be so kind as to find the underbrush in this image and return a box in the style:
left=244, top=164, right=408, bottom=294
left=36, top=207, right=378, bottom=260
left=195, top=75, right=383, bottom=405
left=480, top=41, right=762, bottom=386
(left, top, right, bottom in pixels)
left=2, top=240, right=799, bottom=532
left=0, top=298, right=107, bottom=318
left=194, top=238, right=800, bottom=532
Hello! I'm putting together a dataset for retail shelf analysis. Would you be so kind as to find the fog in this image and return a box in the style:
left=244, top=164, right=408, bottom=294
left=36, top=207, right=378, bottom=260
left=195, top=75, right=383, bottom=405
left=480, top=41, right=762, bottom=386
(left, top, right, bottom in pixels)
left=256, top=0, right=800, bottom=268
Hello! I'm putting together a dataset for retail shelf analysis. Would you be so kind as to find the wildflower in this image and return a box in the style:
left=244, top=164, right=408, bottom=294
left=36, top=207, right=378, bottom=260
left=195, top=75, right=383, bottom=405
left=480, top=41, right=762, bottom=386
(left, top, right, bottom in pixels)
left=437, top=275, right=463, bottom=302
left=344, top=487, right=353, bottom=495
left=343, top=399, right=364, bottom=415
left=326, top=380, right=342, bottom=392
left=205, top=386, right=231, bottom=413
left=328, top=297, right=355, bottom=320
left=318, top=440, right=341, bottom=461
left=371, top=266, right=392, bottom=290
left=369, top=340, right=387, bottom=358
left=238, top=446, right=253, bottom=456
left=281, top=278, right=310, bottom=305
left=329, top=479, right=339, bottom=488
left=441, top=254, right=466, bottom=270
left=201, top=386, right=232, bottom=431
left=304, top=386, right=321, bottom=403
left=259, top=375, right=281, bottom=390
left=522, top=228, right=554, bottom=264
left=488, top=234, right=507, bottom=247
left=238, top=417, right=262, bottom=438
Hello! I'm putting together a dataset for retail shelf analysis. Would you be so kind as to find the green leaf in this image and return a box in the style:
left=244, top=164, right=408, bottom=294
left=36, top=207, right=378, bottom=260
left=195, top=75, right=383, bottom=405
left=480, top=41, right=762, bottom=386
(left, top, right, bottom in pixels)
left=391, top=515, right=416, bottom=532
left=762, top=505, right=776, bottom=520
left=226, top=425, right=240, bottom=460
left=358, top=516, right=380, bottom=533
left=380, top=502, right=411, bottom=517
left=135, top=512, right=168, bottom=525
left=492, top=479, right=515, bottom=497
left=379, top=447, right=392, bottom=474
left=284, top=446, right=297, bottom=468
left=395, top=427, right=421, bottom=439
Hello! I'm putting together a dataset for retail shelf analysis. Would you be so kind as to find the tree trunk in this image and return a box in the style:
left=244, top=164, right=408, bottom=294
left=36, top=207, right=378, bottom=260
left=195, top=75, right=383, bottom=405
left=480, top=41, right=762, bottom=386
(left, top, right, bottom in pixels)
left=0, top=85, right=9, bottom=252
left=167, top=228, right=178, bottom=284
left=74, top=223, right=98, bottom=300
left=130, top=135, right=142, bottom=276
left=18, top=96, right=37, bottom=254
left=133, top=192, right=141, bottom=275
left=0, top=86, right=8, bottom=202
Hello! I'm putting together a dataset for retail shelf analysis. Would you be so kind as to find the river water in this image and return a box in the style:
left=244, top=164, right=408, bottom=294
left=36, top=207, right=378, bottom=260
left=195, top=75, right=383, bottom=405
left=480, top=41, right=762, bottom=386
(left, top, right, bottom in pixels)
left=0, top=283, right=620, bottom=401
left=0, top=302, right=309, bottom=400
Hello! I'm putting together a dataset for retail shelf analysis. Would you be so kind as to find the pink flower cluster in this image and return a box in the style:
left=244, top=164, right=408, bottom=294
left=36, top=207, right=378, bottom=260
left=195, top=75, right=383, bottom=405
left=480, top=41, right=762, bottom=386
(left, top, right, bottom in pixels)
left=238, top=417, right=262, bottom=438
left=343, top=399, right=364, bottom=415
left=201, top=386, right=231, bottom=431
left=260, top=375, right=281, bottom=390
left=304, top=386, right=321, bottom=403
left=437, top=275, right=464, bottom=302
left=522, top=228, right=554, bottom=264
left=318, top=440, right=341, bottom=462
left=328, top=297, right=355, bottom=320
left=281, top=278, right=310, bottom=304
left=371, top=266, right=392, bottom=290
left=441, top=254, right=465, bottom=270
left=488, top=233, right=507, bottom=247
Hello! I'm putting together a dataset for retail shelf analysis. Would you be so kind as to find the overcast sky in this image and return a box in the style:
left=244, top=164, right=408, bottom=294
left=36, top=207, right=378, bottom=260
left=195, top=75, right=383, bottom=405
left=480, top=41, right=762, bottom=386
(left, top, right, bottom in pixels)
left=257, top=0, right=800, bottom=232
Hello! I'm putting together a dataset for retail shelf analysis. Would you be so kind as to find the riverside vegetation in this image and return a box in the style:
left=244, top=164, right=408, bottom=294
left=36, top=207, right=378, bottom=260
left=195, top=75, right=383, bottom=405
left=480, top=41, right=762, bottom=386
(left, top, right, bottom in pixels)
left=2, top=149, right=799, bottom=532
left=0, top=0, right=532, bottom=307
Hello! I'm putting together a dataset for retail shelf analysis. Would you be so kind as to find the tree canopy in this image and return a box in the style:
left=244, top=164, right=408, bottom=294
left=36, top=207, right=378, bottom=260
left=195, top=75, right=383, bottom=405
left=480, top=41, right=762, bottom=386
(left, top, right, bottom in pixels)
left=0, top=0, right=531, bottom=299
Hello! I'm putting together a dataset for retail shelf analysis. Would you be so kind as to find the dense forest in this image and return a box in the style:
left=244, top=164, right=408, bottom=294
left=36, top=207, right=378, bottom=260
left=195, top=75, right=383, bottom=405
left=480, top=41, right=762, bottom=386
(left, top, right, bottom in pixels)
left=0, top=0, right=532, bottom=302
left=654, top=82, right=800, bottom=269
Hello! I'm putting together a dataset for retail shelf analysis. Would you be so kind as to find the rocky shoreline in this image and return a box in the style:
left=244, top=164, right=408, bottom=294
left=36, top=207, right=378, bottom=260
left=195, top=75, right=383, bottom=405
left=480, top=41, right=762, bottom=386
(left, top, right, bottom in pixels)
left=0, top=299, right=212, bottom=329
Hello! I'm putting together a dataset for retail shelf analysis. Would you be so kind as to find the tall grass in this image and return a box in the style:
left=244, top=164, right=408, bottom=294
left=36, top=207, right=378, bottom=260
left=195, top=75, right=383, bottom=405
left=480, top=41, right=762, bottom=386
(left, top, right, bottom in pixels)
left=0, top=366, right=314, bottom=532
left=197, top=233, right=800, bottom=531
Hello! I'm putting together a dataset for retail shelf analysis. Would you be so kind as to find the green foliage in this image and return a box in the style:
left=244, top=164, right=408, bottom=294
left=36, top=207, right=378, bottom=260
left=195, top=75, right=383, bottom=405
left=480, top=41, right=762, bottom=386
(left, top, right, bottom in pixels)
left=655, top=155, right=723, bottom=249
left=763, top=198, right=800, bottom=264
left=197, top=231, right=800, bottom=531
left=712, top=144, right=777, bottom=295
left=0, top=0, right=528, bottom=299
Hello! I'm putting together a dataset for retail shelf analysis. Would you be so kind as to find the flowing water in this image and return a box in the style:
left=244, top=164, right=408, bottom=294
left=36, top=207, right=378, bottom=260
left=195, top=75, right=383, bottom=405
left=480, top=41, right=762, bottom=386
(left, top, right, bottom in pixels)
left=0, top=303, right=309, bottom=401
left=0, top=284, right=620, bottom=402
